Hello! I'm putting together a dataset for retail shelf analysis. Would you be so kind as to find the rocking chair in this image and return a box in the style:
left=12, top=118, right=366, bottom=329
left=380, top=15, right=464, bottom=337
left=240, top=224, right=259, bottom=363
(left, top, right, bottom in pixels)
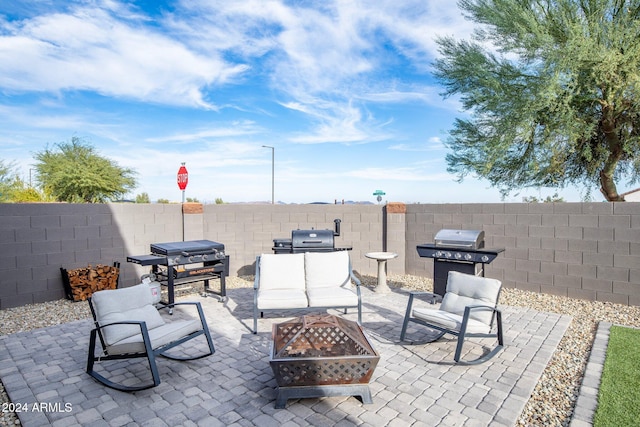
left=400, top=271, right=504, bottom=365
left=87, top=283, right=215, bottom=391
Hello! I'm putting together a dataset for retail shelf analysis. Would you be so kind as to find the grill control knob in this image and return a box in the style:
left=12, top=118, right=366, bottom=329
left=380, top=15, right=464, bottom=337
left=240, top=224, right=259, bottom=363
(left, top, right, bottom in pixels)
left=202, top=254, right=208, bottom=261
left=481, top=255, right=489, bottom=262
left=464, top=253, right=473, bottom=261
left=434, top=251, right=442, bottom=258
left=454, top=253, right=462, bottom=259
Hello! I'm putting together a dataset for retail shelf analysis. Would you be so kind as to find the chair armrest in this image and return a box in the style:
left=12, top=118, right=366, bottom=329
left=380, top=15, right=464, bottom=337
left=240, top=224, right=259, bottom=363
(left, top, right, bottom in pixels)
left=408, top=291, right=441, bottom=304
left=93, top=320, right=155, bottom=352
left=350, top=270, right=361, bottom=287
left=464, top=304, right=500, bottom=314
left=95, top=320, right=147, bottom=331
left=253, top=255, right=261, bottom=290
left=158, top=302, right=208, bottom=327
left=93, top=320, right=150, bottom=345
left=158, top=301, right=201, bottom=310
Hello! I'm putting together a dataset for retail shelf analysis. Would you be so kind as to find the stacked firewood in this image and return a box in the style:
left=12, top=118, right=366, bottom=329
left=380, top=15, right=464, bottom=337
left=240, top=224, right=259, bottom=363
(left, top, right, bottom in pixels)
left=65, top=264, right=119, bottom=301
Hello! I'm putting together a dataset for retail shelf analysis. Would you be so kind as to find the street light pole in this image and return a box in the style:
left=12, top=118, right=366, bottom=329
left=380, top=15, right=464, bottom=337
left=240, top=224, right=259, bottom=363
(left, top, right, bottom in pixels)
left=262, top=145, right=274, bottom=204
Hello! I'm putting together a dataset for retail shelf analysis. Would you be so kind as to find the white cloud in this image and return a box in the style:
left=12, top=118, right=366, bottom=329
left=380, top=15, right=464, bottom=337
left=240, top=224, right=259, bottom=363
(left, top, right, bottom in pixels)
left=144, top=122, right=263, bottom=143
left=0, top=5, right=247, bottom=108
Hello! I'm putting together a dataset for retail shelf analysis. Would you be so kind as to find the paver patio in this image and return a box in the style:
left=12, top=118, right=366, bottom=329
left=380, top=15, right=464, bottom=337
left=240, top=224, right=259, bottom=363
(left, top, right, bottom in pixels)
left=0, top=286, right=570, bottom=426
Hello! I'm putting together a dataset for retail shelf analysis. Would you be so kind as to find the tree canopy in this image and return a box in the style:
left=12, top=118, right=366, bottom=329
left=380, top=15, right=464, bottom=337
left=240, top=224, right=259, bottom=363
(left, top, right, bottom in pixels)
left=34, top=137, right=137, bottom=203
left=0, top=160, right=45, bottom=202
left=0, top=160, right=18, bottom=202
left=433, top=0, right=640, bottom=201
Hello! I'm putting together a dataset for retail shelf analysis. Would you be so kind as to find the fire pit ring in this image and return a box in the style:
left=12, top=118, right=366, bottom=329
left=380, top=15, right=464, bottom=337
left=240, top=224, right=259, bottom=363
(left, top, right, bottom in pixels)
left=269, top=314, right=380, bottom=408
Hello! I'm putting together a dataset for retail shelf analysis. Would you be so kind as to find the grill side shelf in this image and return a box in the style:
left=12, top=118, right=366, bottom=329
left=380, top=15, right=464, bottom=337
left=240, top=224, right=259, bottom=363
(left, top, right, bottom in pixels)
left=127, top=254, right=168, bottom=266
left=126, top=254, right=229, bottom=305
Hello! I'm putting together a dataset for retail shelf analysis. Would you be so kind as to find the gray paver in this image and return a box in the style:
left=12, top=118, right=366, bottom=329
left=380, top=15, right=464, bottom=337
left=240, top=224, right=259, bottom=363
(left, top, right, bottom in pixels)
left=569, top=321, right=612, bottom=427
left=0, top=286, right=574, bottom=426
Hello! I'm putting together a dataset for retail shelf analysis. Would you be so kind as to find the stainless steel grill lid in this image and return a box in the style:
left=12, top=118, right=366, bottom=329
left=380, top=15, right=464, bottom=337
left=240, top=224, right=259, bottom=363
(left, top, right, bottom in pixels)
left=434, top=229, right=485, bottom=249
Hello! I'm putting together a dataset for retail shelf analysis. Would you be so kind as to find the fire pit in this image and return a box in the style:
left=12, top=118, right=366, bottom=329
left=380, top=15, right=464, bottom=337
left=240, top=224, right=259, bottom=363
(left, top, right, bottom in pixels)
left=269, top=314, right=379, bottom=409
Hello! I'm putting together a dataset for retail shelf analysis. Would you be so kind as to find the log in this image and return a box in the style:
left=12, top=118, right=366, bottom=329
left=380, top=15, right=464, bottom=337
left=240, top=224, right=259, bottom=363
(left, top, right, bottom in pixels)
left=61, top=264, right=119, bottom=301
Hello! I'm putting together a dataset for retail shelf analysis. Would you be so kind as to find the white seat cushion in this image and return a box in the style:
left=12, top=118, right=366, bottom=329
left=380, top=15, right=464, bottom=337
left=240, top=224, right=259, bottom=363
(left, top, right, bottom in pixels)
left=257, top=289, right=308, bottom=309
left=91, top=284, right=165, bottom=345
left=258, top=253, right=306, bottom=291
left=307, top=287, right=358, bottom=308
left=106, top=319, right=202, bottom=355
left=305, top=251, right=352, bottom=290
left=412, top=307, right=491, bottom=334
left=440, top=272, right=501, bottom=325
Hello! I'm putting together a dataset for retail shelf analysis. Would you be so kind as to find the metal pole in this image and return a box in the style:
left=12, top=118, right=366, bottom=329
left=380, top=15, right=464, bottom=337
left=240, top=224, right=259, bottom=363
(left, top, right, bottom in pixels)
left=262, top=145, right=274, bottom=204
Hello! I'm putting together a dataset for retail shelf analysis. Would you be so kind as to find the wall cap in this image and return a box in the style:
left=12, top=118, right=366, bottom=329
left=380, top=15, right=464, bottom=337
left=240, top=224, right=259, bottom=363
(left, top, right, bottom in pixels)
left=385, top=202, right=406, bottom=214
left=182, top=202, right=204, bottom=214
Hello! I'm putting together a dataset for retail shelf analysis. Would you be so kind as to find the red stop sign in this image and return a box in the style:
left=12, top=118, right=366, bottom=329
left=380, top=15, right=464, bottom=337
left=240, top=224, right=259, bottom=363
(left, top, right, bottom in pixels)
left=177, top=165, right=188, bottom=190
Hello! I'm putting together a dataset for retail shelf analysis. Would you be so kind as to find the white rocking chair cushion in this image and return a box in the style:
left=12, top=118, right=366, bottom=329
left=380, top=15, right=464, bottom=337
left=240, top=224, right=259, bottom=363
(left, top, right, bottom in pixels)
left=257, top=289, right=309, bottom=310
left=91, top=284, right=165, bottom=345
left=258, top=253, right=306, bottom=291
left=305, top=251, right=352, bottom=290
left=106, top=319, right=202, bottom=355
left=412, top=307, right=491, bottom=334
left=440, top=272, right=501, bottom=325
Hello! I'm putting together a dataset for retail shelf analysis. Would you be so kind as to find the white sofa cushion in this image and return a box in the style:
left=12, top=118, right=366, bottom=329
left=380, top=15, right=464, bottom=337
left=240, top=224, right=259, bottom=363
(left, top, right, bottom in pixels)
left=307, top=287, right=358, bottom=308
left=91, top=284, right=165, bottom=345
left=440, top=272, right=501, bottom=326
left=304, top=251, right=352, bottom=290
left=257, top=289, right=309, bottom=310
left=305, top=251, right=357, bottom=307
left=258, top=253, right=306, bottom=291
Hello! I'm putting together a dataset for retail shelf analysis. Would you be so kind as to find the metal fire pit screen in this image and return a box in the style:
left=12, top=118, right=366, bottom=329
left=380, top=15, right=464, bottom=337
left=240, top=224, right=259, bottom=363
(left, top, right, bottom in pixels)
left=269, top=314, right=379, bottom=408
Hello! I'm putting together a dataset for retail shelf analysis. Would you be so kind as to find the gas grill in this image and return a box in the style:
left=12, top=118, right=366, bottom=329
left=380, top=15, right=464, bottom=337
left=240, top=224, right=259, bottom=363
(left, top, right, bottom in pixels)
left=127, top=240, right=229, bottom=306
left=272, top=219, right=352, bottom=254
left=417, top=229, right=504, bottom=297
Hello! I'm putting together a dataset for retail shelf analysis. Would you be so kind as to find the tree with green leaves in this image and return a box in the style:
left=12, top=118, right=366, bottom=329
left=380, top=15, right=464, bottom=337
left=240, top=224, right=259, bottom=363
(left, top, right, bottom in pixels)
left=0, top=160, right=47, bottom=202
left=136, top=192, right=150, bottom=203
left=434, top=0, right=640, bottom=201
left=0, top=160, right=19, bottom=202
left=34, top=137, right=137, bottom=203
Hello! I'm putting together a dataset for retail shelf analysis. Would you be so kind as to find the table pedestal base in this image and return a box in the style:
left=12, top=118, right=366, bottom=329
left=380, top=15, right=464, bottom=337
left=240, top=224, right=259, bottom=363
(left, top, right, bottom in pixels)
left=365, top=252, right=398, bottom=294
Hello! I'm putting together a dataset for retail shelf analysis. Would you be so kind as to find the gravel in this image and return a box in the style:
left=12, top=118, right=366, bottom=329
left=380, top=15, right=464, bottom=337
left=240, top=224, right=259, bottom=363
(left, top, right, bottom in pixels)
left=2, top=274, right=640, bottom=427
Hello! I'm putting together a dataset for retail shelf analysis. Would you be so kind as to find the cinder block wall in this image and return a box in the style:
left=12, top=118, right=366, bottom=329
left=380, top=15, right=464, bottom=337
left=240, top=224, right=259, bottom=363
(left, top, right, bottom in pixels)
left=200, top=203, right=385, bottom=277
left=1, top=201, right=638, bottom=309
left=0, top=203, right=386, bottom=309
left=0, top=203, right=182, bottom=308
left=404, top=202, right=640, bottom=306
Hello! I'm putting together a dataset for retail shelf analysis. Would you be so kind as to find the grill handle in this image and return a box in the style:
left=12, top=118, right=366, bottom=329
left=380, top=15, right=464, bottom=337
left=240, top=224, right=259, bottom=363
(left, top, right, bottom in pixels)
left=333, top=218, right=341, bottom=236
left=180, top=249, right=218, bottom=257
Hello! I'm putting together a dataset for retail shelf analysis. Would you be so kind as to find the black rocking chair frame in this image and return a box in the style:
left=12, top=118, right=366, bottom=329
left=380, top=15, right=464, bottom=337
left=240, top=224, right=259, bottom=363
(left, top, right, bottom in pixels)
left=87, top=301, right=215, bottom=392
left=400, top=291, right=504, bottom=365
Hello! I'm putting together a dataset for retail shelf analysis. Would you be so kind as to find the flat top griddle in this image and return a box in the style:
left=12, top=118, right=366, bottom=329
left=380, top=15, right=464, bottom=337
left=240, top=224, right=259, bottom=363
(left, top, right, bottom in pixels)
left=150, top=240, right=224, bottom=256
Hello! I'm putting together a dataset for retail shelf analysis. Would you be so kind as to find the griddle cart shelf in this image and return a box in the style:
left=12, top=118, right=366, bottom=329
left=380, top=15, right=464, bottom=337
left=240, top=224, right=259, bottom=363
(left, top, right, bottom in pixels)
left=127, top=254, right=228, bottom=304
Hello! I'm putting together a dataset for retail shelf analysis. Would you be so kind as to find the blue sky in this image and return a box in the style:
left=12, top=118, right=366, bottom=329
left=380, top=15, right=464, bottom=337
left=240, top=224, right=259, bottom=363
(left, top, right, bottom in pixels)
left=0, top=0, right=587, bottom=204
